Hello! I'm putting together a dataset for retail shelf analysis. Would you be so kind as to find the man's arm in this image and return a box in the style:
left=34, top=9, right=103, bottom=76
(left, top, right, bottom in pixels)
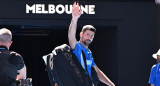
left=17, top=65, right=27, bottom=80
left=68, top=2, right=82, bottom=50
left=93, top=65, right=115, bottom=86
left=151, top=84, right=154, bottom=86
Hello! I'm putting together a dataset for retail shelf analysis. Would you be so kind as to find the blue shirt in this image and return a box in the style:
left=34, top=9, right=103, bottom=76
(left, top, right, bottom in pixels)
left=72, top=42, right=96, bottom=77
left=149, top=63, right=160, bottom=86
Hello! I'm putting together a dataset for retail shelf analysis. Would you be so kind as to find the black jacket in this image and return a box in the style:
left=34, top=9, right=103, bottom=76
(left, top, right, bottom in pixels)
left=0, top=46, right=24, bottom=86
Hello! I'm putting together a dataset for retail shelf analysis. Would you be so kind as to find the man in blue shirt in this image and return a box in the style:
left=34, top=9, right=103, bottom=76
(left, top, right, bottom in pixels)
left=149, top=49, right=160, bottom=86
left=68, top=2, right=115, bottom=86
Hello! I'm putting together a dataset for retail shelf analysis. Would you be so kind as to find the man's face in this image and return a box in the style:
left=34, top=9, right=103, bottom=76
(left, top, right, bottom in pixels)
left=80, top=30, right=95, bottom=46
left=157, top=55, right=160, bottom=63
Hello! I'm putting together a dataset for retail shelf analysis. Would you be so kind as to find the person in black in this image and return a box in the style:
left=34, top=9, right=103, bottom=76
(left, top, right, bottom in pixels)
left=0, top=28, right=26, bottom=86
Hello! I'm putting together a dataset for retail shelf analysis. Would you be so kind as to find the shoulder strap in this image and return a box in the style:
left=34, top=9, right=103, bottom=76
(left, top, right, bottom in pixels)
left=82, top=50, right=99, bottom=86
left=81, top=51, right=88, bottom=74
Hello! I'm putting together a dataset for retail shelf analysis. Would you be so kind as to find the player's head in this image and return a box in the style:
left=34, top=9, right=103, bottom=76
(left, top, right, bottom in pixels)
left=0, top=28, right=12, bottom=49
left=80, top=25, right=96, bottom=47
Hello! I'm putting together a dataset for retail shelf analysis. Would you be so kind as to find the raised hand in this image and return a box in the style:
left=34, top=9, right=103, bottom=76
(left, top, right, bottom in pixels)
left=72, top=2, right=82, bottom=20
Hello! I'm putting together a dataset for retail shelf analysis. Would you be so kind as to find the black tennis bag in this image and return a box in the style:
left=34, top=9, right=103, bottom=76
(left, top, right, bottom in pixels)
left=43, top=44, right=99, bottom=86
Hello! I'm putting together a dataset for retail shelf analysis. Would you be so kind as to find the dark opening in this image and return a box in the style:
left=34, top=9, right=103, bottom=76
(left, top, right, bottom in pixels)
left=3, top=25, right=118, bottom=86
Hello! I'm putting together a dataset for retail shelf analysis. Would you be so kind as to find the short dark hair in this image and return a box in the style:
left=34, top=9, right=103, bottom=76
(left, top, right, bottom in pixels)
left=81, top=25, right=96, bottom=33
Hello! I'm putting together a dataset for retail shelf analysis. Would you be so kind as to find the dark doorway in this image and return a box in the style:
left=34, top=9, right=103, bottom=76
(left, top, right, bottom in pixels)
left=4, top=25, right=118, bottom=86
left=90, top=26, right=118, bottom=86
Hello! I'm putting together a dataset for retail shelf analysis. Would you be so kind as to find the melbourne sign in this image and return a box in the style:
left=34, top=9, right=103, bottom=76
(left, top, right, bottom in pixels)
left=26, top=4, right=95, bottom=14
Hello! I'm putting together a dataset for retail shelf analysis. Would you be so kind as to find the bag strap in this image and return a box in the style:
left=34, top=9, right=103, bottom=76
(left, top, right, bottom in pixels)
left=82, top=50, right=99, bottom=86
left=81, top=51, right=89, bottom=74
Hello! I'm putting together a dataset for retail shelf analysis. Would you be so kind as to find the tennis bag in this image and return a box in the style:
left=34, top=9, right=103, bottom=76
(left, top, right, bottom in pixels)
left=43, top=44, right=99, bottom=86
